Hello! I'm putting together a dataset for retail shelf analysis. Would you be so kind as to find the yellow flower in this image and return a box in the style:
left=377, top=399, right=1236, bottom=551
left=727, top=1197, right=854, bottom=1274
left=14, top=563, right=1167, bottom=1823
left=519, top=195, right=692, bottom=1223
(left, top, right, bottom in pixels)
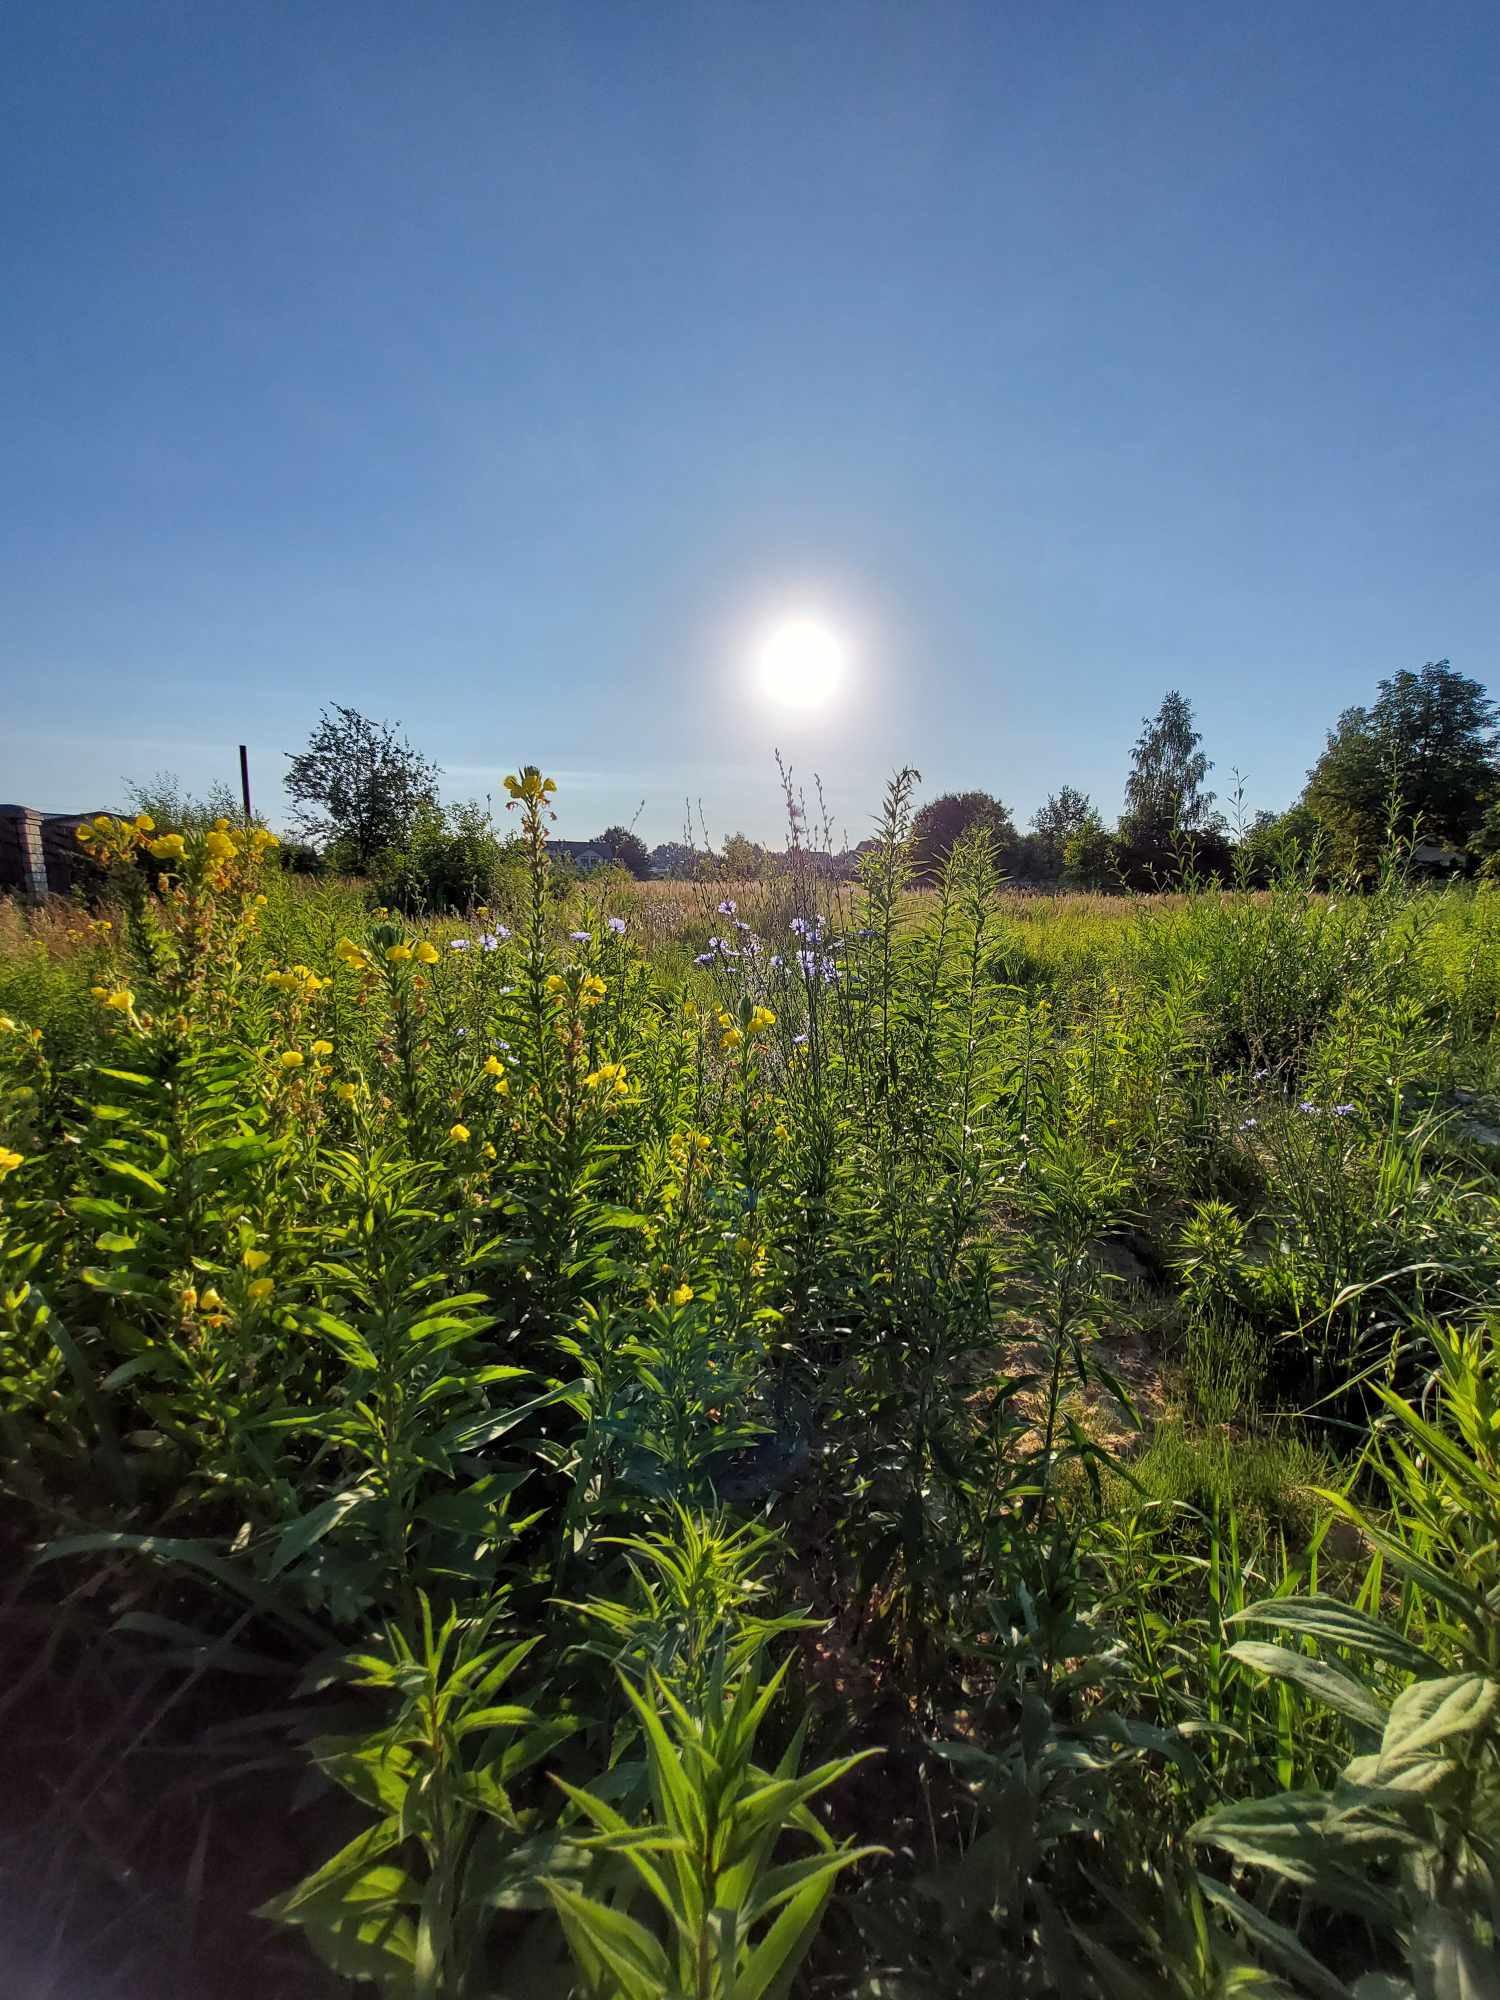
left=748, top=1005, right=776, bottom=1033
left=775, top=1121, right=790, bottom=1142
left=415, top=941, right=439, bottom=965
left=133, top=813, right=155, bottom=833
left=241, top=1248, right=270, bottom=1271
left=0, top=1015, right=14, bottom=1033
left=476, top=905, right=490, bottom=920
left=449, top=1122, right=471, bottom=1144
left=93, top=814, right=113, bottom=832
left=214, top=817, right=230, bottom=831
left=180, top=1285, right=198, bottom=1313
left=334, top=1080, right=357, bottom=1103
left=481, top=1142, right=497, bottom=1160
left=246, top=1277, right=274, bottom=1303
left=483, top=1055, right=504, bottom=1076
left=492, top=1075, right=510, bottom=1096
left=102, top=988, right=135, bottom=1013
left=544, top=973, right=566, bottom=995
left=254, top=894, right=268, bottom=907
left=148, top=833, right=187, bottom=861
left=720, top=1026, right=743, bottom=1050
left=311, top=1039, right=334, bottom=1057
left=279, top=1049, right=304, bottom=1069
left=75, top=823, right=94, bottom=843
left=251, top=827, right=279, bottom=849
left=204, top=829, right=238, bottom=862
left=669, top=1284, right=694, bottom=1308
left=386, top=943, right=413, bottom=964
left=199, top=1287, right=224, bottom=1312
left=0, top=1147, right=23, bottom=1178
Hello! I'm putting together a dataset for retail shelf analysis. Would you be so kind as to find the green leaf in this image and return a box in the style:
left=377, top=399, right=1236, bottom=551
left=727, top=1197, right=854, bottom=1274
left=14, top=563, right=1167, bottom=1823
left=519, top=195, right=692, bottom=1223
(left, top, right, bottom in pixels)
left=1227, top=1641, right=1386, bottom=1731
left=1232, top=1595, right=1436, bottom=1676
left=544, top=1879, right=672, bottom=2000
left=1196, top=1872, right=1348, bottom=2000
left=268, top=1487, right=373, bottom=1577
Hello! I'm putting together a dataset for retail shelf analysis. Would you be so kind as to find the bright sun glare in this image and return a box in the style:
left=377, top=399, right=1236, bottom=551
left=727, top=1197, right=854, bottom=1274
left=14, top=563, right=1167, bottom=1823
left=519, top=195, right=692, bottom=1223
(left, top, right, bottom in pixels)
left=756, top=617, right=848, bottom=710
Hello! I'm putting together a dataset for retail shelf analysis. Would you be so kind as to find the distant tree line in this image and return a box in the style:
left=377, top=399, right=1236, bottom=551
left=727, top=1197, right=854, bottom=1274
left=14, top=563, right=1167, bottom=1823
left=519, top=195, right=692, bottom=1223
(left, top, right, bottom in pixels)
left=140, top=665, right=1494, bottom=912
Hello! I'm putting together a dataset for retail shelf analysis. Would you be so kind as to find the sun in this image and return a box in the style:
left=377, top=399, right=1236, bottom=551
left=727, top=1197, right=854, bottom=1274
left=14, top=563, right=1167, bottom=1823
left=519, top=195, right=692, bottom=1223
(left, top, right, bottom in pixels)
left=756, top=617, right=848, bottom=710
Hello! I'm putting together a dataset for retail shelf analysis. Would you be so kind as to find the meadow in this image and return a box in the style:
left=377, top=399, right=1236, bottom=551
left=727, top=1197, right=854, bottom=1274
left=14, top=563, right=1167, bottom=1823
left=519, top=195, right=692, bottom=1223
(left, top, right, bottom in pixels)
left=2, top=767, right=1499, bottom=1998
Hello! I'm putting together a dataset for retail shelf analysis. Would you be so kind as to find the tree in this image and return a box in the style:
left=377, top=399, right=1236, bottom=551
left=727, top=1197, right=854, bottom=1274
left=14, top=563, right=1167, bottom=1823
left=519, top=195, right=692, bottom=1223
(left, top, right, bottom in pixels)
left=1302, top=660, right=1498, bottom=866
left=1062, top=809, right=1116, bottom=889
left=720, top=832, right=767, bottom=879
left=1118, top=691, right=1218, bottom=884
left=649, top=841, right=703, bottom=880
left=909, top=792, right=1016, bottom=881
left=1028, top=787, right=1094, bottom=880
left=594, top=826, right=651, bottom=879
left=284, top=707, right=440, bottom=868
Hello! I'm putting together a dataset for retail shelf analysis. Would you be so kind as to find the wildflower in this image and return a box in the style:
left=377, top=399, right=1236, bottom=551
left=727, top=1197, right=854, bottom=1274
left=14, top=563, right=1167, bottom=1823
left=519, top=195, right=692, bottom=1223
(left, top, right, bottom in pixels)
left=76, top=823, right=95, bottom=843
left=449, top=1123, right=471, bottom=1144
left=415, top=941, right=440, bottom=965
left=311, top=1039, right=333, bottom=1057
left=581, top=975, right=606, bottom=1008
left=570, top=930, right=592, bottom=944
left=545, top=974, right=566, bottom=995
left=1298, top=1101, right=1319, bottom=1114
left=693, top=952, right=715, bottom=966
left=148, top=834, right=187, bottom=861
left=253, top=893, right=268, bottom=907
left=748, top=1005, right=776, bottom=1033
left=250, top=827, right=279, bottom=850
left=492, top=1074, right=509, bottom=1096
left=670, top=1283, right=694, bottom=1307
left=1332, top=1103, right=1358, bottom=1117
left=502, top=770, right=556, bottom=802
left=793, top=1032, right=809, bottom=1047
left=279, top=1050, right=304, bottom=1070
left=101, top=987, right=135, bottom=1013
left=204, top=829, right=238, bottom=863
left=775, top=1122, right=790, bottom=1142
left=482, top=1141, right=497, bottom=1160
left=334, top=1080, right=357, bottom=1103
left=246, top=1277, right=274, bottom=1303
left=476, top=905, right=490, bottom=919
left=199, top=1287, right=224, bottom=1312
left=769, top=954, right=784, bottom=970
left=790, top=916, right=809, bottom=935
left=241, top=1248, right=270, bottom=1271
left=180, top=1285, right=198, bottom=1312
left=719, top=899, right=736, bottom=916
left=450, top=937, right=472, bottom=951
left=133, top=813, right=155, bottom=833
left=1239, top=1117, right=1258, bottom=1131
left=0, top=1147, right=23, bottom=1178
left=336, top=937, right=370, bottom=968
left=386, top=943, right=413, bottom=964
left=607, top=915, right=627, bottom=935
left=721, top=1026, right=743, bottom=1051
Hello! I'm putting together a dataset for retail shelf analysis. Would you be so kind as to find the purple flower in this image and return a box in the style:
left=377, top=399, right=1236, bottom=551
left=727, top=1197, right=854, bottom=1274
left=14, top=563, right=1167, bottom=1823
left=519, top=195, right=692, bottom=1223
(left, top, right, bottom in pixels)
left=570, top=930, right=592, bottom=944
left=694, top=951, right=715, bottom=966
left=1239, top=1117, right=1258, bottom=1131
left=796, top=948, right=817, bottom=975
left=793, top=1032, right=809, bottom=1047
left=455, top=1027, right=468, bottom=1040
left=718, top=898, right=737, bottom=916
left=492, top=924, right=511, bottom=942
left=769, top=954, right=784, bottom=969
left=1332, top=1103, right=1357, bottom=1117
left=449, top=937, right=472, bottom=952
left=734, top=919, right=751, bottom=932
left=607, top=915, right=627, bottom=935
left=1298, top=1101, right=1319, bottom=1114
left=821, top=960, right=840, bottom=984
left=707, top=936, right=723, bottom=952
left=1253, top=1068, right=1269, bottom=1081
left=479, top=933, right=501, bottom=952
left=790, top=916, right=810, bottom=936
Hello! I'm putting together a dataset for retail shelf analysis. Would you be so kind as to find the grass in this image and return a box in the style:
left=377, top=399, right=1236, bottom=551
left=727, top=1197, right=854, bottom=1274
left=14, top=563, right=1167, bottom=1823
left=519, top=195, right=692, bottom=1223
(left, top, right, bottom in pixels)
left=1, top=783, right=1498, bottom=1997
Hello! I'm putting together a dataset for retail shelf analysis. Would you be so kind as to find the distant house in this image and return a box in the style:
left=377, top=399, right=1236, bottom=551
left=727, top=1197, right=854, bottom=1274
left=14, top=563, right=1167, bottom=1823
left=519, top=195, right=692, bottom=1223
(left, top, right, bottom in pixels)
left=550, top=840, right=609, bottom=873
left=1409, top=842, right=1468, bottom=879
left=0, top=805, right=118, bottom=897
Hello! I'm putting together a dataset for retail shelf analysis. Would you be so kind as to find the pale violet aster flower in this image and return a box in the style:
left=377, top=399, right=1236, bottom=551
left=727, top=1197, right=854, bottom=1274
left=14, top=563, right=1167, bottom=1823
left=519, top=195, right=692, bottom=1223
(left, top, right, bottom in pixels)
left=449, top=937, right=472, bottom=951
left=607, top=915, right=627, bottom=935
left=570, top=930, right=592, bottom=944
left=718, top=898, right=737, bottom=916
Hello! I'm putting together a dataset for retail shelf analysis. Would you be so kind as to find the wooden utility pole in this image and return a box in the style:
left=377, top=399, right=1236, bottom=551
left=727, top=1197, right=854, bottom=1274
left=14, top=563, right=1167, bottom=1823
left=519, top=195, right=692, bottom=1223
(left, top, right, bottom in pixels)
left=239, top=745, right=252, bottom=823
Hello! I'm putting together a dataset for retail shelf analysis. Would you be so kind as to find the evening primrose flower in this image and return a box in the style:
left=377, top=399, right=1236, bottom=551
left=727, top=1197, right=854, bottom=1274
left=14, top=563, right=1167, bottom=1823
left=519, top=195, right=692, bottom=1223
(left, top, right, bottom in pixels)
left=203, top=829, right=238, bottom=863
left=669, top=1284, right=694, bottom=1307
left=334, top=1080, right=357, bottom=1103
left=415, top=941, right=440, bottom=965
left=492, top=1075, right=510, bottom=1095
left=544, top=974, right=566, bottom=995
left=0, top=1147, right=23, bottom=1178
left=484, top=1055, right=506, bottom=1077
left=449, top=1123, right=471, bottom=1144
left=720, top=1026, right=743, bottom=1050
left=386, top=943, right=413, bottom=964
left=748, top=1005, right=776, bottom=1033
left=279, top=1049, right=305, bottom=1070
left=133, top=813, right=155, bottom=833
left=148, top=834, right=187, bottom=861
left=199, top=1287, right=224, bottom=1312
left=246, top=1277, right=274, bottom=1303
left=311, top=1039, right=333, bottom=1057
left=101, top=988, right=135, bottom=1013
left=241, top=1247, right=271, bottom=1271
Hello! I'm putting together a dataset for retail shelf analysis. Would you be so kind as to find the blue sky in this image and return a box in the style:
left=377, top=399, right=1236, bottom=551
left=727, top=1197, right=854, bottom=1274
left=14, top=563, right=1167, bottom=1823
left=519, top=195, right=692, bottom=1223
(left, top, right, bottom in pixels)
left=3, top=1, right=1497, bottom=845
